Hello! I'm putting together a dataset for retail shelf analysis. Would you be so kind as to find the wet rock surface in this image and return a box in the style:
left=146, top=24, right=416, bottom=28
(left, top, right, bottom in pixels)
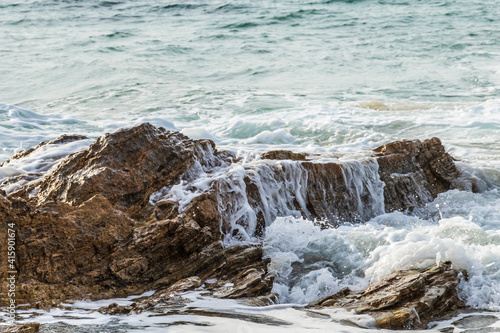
left=374, top=138, right=463, bottom=213
left=309, top=261, right=466, bottom=329
left=0, top=123, right=472, bottom=327
left=261, top=150, right=309, bottom=161
left=1, top=322, right=40, bottom=333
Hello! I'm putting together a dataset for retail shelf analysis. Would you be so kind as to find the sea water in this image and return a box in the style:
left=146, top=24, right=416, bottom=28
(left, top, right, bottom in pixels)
left=1, top=0, right=500, bottom=331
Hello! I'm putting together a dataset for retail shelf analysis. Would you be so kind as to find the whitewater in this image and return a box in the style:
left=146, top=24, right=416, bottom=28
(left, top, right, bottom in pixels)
left=1, top=0, right=500, bottom=332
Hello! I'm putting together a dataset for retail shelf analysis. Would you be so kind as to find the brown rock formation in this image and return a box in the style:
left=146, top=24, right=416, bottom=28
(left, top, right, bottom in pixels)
left=1, top=322, right=40, bottom=333
left=261, top=150, right=308, bottom=161
left=0, top=123, right=470, bottom=317
left=24, top=124, right=231, bottom=219
left=374, top=138, right=462, bottom=213
left=308, top=261, right=466, bottom=329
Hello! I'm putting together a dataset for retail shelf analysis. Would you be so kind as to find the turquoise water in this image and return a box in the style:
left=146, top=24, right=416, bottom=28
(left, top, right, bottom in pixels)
left=1, top=1, right=500, bottom=332
left=1, top=0, right=500, bottom=161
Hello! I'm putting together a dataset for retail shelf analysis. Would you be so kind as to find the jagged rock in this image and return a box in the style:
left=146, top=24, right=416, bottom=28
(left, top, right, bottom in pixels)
left=1, top=322, right=40, bottom=333
left=213, top=268, right=274, bottom=299
left=301, top=159, right=385, bottom=224
left=0, top=124, right=468, bottom=311
left=309, top=261, right=466, bottom=330
left=240, top=137, right=466, bottom=227
left=374, top=137, right=462, bottom=212
left=97, top=246, right=273, bottom=315
left=21, top=124, right=231, bottom=219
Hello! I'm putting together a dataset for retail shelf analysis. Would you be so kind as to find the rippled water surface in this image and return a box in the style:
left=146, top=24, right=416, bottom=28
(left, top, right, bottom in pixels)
left=1, top=0, right=500, bottom=332
left=1, top=0, right=500, bottom=157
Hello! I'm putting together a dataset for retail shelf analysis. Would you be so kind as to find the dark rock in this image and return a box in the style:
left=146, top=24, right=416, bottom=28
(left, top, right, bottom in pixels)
left=97, top=245, right=273, bottom=315
left=248, top=137, right=466, bottom=226
left=26, top=123, right=231, bottom=219
left=309, top=261, right=466, bottom=330
left=301, top=159, right=384, bottom=224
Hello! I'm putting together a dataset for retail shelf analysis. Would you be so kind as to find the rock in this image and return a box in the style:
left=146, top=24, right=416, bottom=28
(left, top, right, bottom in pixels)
left=98, top=245, right=273, bottom=315
left=301, top=159, right=384, bottom=224
left=374, top=137, right=462, bottom=212
left=261, top=150, right=308, bottom=161
left=24, top=123, right=231, bottom=219
left=1, top=322, right=40, bottom=333
left=236, top=137, right=467, bottom=228
left=309, top=261, right=466, bottom=330
left=241, top=293, right=279, bottom=306
left=214, top=268, right=274, bottom=299
left=0, top=135, right=88, bottom=167
left=452, top=315, right=499, bottom=329
left=0, top=123, right=469, bottom=311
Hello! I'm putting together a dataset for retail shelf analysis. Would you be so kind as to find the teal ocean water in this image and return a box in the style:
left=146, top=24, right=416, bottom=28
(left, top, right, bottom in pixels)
left=1, top=1, right=500, bottom=332
left=1, top=0, right=500, bottom=160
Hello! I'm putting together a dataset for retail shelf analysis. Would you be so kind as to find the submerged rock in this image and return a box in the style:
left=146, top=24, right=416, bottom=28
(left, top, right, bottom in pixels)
left=309, top=261, right=466, bottom=329
left=0, top=123, right=471, bottom=320
left=452, top=315, right=500, bottom=329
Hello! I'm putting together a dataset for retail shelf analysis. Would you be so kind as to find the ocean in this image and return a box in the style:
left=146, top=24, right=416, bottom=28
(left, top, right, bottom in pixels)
left=1, top=0, right=500, bottom=332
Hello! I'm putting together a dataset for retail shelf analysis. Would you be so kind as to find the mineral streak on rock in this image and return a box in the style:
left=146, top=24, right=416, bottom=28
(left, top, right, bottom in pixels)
left=308, top=261, right=466, bottom=330
left=0, top=123, right=472, bottom=326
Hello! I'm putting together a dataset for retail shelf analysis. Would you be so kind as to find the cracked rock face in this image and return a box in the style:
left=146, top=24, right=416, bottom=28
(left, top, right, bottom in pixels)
left=374, top=137, right=462, bottom=213
left=0, top=123, right=471, bottom=327
left=309, top=261, right=466, bottom=329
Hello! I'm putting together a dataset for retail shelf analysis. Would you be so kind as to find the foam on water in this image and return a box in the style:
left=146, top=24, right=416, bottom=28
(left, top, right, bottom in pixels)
left=264, top=189, right=500, bottom=311
left=2, top=99, right=500, bottom=179
left=0, top=104, right=93, bottom=162
left=264, top=217, right=367, bottom=304
left=2, top=281, right=499, bottom=332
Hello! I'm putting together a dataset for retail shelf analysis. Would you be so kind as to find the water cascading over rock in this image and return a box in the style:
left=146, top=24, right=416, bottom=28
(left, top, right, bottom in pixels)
left=0, top=123, right=475, bottom=328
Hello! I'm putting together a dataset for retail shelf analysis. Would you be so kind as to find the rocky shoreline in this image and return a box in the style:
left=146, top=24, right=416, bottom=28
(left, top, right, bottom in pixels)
left=0, top=123, right=481, bottom=330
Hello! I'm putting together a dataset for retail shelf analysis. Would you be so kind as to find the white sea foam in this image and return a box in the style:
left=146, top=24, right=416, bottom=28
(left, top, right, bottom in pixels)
left=263, top=189, right=500, bottom=311
left=0, top=133, right=93, bottom=193
left=244, top=129, right=298, bottom=145
left=5, top=287, right=498, bottom=333
left=264, top=217, right=368, bottom=304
